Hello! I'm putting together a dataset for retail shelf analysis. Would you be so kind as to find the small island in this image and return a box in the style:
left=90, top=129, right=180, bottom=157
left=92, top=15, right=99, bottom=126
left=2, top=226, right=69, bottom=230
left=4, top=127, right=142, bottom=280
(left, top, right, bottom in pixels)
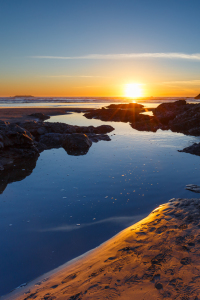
left=13, top=95, right=34, bottom=98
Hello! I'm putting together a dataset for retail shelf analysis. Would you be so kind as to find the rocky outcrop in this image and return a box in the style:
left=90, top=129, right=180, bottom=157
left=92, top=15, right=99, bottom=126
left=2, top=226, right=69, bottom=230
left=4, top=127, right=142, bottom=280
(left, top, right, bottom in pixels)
left=0, top=120, right=114, bottom=193
left=84, top=103, right=145, bottom=123
left=153, top=100, right=187, bottom=125
left=62, top=133, right=92, bottom=155
left=83, top=100, right=200, bottom=157
left=178, top=142, right=200, bottom=156
left=194, top=94, right=200, bottom=99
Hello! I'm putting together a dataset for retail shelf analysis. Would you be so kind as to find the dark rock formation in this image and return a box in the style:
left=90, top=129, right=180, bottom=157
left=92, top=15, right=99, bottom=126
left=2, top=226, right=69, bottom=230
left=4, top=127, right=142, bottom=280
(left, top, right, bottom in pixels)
left=178, top=142, right=200, bottom=156
left=153, top=100, right=187, bottom=125
left=62, top=133, right=92, bottom=155
left=84, top=103, right=145, bottom=123
left=83, top=100, right=200, bottom=157
left=194, top=94, right=200, bottom=99
left=0, top=120, right=114, bottom=193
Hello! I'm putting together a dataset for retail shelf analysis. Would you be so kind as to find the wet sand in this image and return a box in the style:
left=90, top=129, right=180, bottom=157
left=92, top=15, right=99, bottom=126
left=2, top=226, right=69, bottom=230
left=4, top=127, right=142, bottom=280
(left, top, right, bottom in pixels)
left=3, top=197, right=200, bottom=300
left=0, top=107, right=93, bottom=123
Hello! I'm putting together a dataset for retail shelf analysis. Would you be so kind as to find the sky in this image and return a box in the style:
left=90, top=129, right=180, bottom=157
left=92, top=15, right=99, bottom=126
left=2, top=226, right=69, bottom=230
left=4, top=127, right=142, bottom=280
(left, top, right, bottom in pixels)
left=1, top=0, right=200, bottom=97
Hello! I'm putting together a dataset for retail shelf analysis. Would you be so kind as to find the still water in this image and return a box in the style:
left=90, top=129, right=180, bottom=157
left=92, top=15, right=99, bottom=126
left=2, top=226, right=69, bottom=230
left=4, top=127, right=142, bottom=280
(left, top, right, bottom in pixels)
left=1, top=109, right=200, bottom=296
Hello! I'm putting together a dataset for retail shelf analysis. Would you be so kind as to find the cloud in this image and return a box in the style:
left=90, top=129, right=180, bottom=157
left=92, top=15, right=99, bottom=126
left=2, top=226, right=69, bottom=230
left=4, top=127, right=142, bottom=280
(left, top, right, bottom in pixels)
left=44, top=75, right=108, bottom=78
left=39, top=214, right=146, bottom=233
left=162, top=79, right=200, bottom=85
left=30, top=53, right=200, bottom=61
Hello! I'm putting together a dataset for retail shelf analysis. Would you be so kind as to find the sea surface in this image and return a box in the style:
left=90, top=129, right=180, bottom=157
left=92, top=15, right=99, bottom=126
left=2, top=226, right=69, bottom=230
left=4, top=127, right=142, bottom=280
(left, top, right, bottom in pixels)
left=1, top=98, right=200, bottom=296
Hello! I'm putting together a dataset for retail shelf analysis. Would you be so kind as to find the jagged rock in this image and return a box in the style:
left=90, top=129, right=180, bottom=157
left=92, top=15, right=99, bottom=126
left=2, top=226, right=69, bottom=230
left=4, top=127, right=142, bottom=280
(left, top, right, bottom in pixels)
left=0, top=121, right=34, bottom=148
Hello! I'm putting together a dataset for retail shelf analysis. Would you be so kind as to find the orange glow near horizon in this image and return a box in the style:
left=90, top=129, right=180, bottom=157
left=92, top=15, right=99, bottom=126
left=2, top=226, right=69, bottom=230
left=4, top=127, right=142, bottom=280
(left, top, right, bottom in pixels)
left=0, top=77, right=199, bottom=98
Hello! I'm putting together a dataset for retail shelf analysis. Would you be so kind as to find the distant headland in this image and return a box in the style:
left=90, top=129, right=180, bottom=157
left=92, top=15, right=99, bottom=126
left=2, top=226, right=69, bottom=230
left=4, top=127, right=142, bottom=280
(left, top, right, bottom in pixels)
left=13, top=95, right=34, bottom=98
left=195, top=94, right=200, bottom=99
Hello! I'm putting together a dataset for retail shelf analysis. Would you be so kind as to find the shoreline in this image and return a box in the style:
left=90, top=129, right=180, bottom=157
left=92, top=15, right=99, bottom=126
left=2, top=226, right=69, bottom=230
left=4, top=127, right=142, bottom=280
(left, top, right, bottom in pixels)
left=0, top=107, right=94, bottom=123
left=2, top=197, right=200, bottom=299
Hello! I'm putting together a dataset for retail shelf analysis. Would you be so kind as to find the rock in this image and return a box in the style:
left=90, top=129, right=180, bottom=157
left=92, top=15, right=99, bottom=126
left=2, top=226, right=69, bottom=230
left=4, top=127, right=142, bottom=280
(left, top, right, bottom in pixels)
left=62, top=133, right=92, bottom=155
left=130, top=115, right=161, bottom=132
left=0, top=119, right=114, bottom=177
left=93, top=125, right=115, bottom=134
left=18, top=121, right=114, bottom=137
left=87, top=134, right=111, bottom=143
left=194, top=94, right=200, bottom=99
left=178, top=142, right=200, bottom=156
left=153, top=100, right=187, bottom=125
left=185, top=184, right=200, bottom=193
left=38, top=133, right=64, bottom=150
left=84, top=103, right=145, bottom=122
left=28, top=113, right=50, bottom=121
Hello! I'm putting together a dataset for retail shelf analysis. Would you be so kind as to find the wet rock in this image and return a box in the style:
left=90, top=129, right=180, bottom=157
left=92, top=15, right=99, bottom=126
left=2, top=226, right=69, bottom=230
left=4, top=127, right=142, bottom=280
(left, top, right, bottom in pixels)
left=185, top=184, right=200, bottom=193
left=130, top=115, right=161, bottom=132
left=178, top=143, right=200, bottom=156
left=154, top=100, right=187, bottom=125
left=62, top=133, right=92, bottom=155
left=84, top=103, right=145, bottom=123
left=19, top=121, right=114, bottom=137
left=0, top=119, right=114, bottom=191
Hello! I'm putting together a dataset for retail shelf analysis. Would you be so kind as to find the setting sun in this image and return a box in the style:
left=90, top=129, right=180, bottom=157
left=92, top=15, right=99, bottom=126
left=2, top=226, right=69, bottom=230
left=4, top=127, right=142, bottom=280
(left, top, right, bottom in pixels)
left=125, top=83, right=143, bottom=98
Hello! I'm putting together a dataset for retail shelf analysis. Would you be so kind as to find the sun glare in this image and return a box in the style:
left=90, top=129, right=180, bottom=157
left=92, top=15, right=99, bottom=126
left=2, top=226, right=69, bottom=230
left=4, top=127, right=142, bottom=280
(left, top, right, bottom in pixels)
left=125, top=83, right=143, bottom=98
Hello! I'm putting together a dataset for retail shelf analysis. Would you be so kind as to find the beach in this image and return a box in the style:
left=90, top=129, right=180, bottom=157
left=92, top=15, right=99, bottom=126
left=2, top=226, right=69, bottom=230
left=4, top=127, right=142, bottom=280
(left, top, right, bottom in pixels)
left=0, top=107, right=93, bottom=123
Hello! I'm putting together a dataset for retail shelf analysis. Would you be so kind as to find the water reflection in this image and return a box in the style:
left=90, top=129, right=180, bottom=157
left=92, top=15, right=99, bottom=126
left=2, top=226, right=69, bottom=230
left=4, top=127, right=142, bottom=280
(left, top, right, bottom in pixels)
left=0, top=155, right=38, bottom=194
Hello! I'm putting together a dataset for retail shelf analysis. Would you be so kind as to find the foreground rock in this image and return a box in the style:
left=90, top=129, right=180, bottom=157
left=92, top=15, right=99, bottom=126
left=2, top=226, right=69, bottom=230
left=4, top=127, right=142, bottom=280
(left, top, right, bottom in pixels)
left=4, top=198, right=200, bottom=300
left=0, top=120, right=114, bottom=192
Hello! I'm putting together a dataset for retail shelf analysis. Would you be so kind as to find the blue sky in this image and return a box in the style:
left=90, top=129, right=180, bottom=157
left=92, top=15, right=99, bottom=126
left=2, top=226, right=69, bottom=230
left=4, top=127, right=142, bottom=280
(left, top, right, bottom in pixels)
left=1, top=0, right=200, bottom=96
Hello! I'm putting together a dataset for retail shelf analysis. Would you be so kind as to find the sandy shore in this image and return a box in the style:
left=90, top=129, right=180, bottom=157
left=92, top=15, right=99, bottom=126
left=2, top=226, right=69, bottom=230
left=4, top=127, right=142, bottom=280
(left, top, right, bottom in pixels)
left=2, top=197, right=200, bottom=300
left=0, top=107, right=93, bottom=123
